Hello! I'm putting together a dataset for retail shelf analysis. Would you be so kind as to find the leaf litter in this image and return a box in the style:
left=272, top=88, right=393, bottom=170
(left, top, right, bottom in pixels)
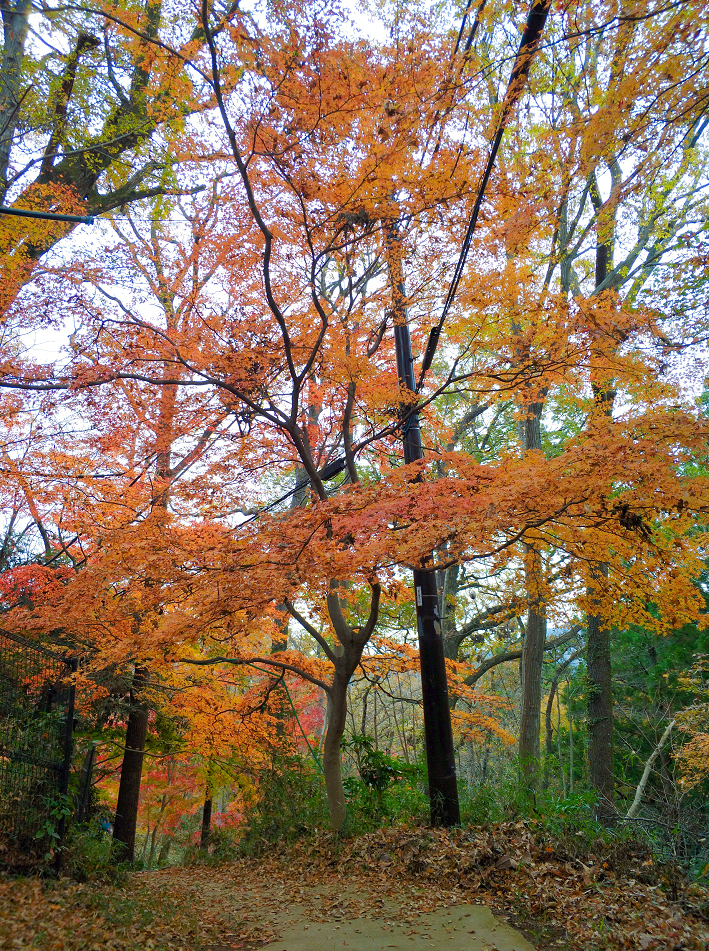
left=1, top=823, right=708, bottom=951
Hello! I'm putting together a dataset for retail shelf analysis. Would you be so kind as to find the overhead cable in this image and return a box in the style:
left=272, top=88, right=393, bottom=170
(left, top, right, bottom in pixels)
left=417, top=0, right=553, bottom=392
left=453, top=0, right=489, bottom=60
left=240, top=455, right=349, bottom=524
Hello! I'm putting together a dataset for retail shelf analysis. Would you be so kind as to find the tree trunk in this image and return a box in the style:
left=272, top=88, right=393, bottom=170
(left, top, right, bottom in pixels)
left=519, top=596, right=546, bottom=780
left=157, top=834, right=171, bottom=865
left=200, top=792, right=213, bottom=851
left=517, top=385, right=547, bottom=783
left=557, top=692, right=566, bottom=797
left=587, top=593, right=614, bottom=819
left=440, top=562, right=461, bottom=660
left=585, top=197, right=618, bottom=822
left=112, top=666, right=149, bottom=862
left=75, top=742, right=97, bottom=823
left=139, top=827, right=150, bottom=863
left=626, top=720, right=675, bottom=819
left=322, top=672, right=349, bottom=832
left=387, top=217, right=460, bottom=827
left=543, top=679, right=558, bottom=789
left=0, top=1, right=31, bottom=202
left=148, top=821, right=160, bottom=868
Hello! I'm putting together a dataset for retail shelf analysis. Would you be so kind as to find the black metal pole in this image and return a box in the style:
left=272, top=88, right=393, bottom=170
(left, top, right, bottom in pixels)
left=56, top=655, right=77, bottom=870
left=387, top=218, right=460, bottom=827
left=0, top=205, right=94, bottom=224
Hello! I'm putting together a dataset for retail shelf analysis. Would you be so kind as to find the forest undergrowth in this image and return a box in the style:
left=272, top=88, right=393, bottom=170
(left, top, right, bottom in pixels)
left=1, top=818, right=708, bottom=951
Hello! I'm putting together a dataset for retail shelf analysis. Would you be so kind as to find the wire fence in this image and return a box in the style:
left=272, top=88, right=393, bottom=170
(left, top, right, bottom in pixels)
left=0, top=630, right=75, bottom=864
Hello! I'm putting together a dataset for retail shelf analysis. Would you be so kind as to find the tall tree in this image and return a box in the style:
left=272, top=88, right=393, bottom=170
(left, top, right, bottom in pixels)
left=2, top=0, right=709, bottom=837
left=0, top=0, right=215, bottom=316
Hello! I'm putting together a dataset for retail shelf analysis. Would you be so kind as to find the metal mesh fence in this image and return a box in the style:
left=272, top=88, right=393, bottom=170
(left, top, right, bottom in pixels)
left=0, top=630, right=74, bottom=862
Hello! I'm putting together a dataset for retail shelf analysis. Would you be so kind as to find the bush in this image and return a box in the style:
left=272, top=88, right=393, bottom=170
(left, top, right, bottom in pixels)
left=61, top=817, right=125, bottom=882
left=238, top=755, right=330, bottom=853
left=458, top=767, right=603, bottom=842
left=182, top=826, right=241, bottom=865
left=339, top=738, right=429, bottom=833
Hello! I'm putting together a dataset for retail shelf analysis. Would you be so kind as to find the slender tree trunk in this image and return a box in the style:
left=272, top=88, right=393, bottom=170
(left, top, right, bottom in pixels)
left=157, top=834, right=171, bottom=865
left=557, top=693, right=566, bottom=797
left=0, top=0, right=31, bottom=202
left=322, top=672, right=349, bottom=831
left=517, top=390, right=547, bottom=783
left=587, top=583, right=614, bottom=818
left=360, top=685, right=370, bottom=735
left=391, top=696, right=410, bottom=764
left=75, top=742, right=97, bottom=823
left=543, top=679, right=558, bottom=790
left=200, top=791, right=213, bottom=851
left=112, top=666, right=149, bottom=862
left=626, top=720, right=675, bottom=819
left=585, top=195, right=618, bottom=821
left=387, top=215, right=460, bottom=827
left=148, top=821, right=159, bottom=868
left=585, top=389, right=615, bottom=821
left=139, top=826, right=150, bottom=863
left=519, top=596, right=546, bottom=779
left=440, top=563, right=461, bottom=660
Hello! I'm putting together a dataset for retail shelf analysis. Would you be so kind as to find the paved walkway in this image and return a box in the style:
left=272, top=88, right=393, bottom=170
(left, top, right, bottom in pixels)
left=261, top=902, right=536, bottom=951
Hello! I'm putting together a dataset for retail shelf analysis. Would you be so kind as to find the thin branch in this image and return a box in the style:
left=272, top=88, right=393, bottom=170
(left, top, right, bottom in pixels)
left=179, top=654, right=332, bottom=695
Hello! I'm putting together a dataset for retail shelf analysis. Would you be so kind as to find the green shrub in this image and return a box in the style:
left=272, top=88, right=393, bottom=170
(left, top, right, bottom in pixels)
left=183, top=826, right=242, bottom=866
left=62, top=817, right=126, bottom=882
left=458, top=766, right=603, bottom=842
left=238, top=755, right=330, bottom=853
left=340, top=739, right=428, bottom=833
left=459, top=783, right=503, bottom=826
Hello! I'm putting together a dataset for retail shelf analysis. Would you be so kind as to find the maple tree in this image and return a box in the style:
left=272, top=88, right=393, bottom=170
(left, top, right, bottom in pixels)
left=1, top=0, right=708, bottom=852
left=0, top=0, right=490, bottom=832
left=419, top=0, right=709, bottom=807
left=0, top=0, right=228, bottom=318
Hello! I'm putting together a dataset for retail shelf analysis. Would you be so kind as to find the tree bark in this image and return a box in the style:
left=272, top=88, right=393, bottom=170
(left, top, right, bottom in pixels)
left=587, top=589, right=614, bottom=818
left=585, top=173, right=618, bottom=821
left=148, top=820, right=160, bottom=868
left=519, top=590, right=546, bottom=780
left=440, top=562, right=461, bottom=660
left=322, top=671, right=349, bottom=832
left=543, top=678, right=558, bottom=789
left=387, top=214, right=459, bottom=826
left=157, top=834, right=171, bottom=865
left=112, top=666, right=149, bottom=862
left=517, top=371, right=547, bottom=783
left=75, top=742, right=97, bottom=823
left=0, top=0, right=31, bottom=201
left=200, top=789, right=213, bottom=851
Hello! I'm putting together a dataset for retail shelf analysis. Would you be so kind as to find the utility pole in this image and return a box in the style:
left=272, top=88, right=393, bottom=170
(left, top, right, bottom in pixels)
left=386, top=215, right=460, bottom=826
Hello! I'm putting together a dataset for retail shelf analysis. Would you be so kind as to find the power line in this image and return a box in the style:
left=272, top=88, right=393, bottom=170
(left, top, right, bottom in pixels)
left=239, top=455, right=348, bottom=524
left=37, top=458, right=348, bottom=573
left=453, top=0, right=489, bottom=60
left=417, top=0, right=553, bottom=392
